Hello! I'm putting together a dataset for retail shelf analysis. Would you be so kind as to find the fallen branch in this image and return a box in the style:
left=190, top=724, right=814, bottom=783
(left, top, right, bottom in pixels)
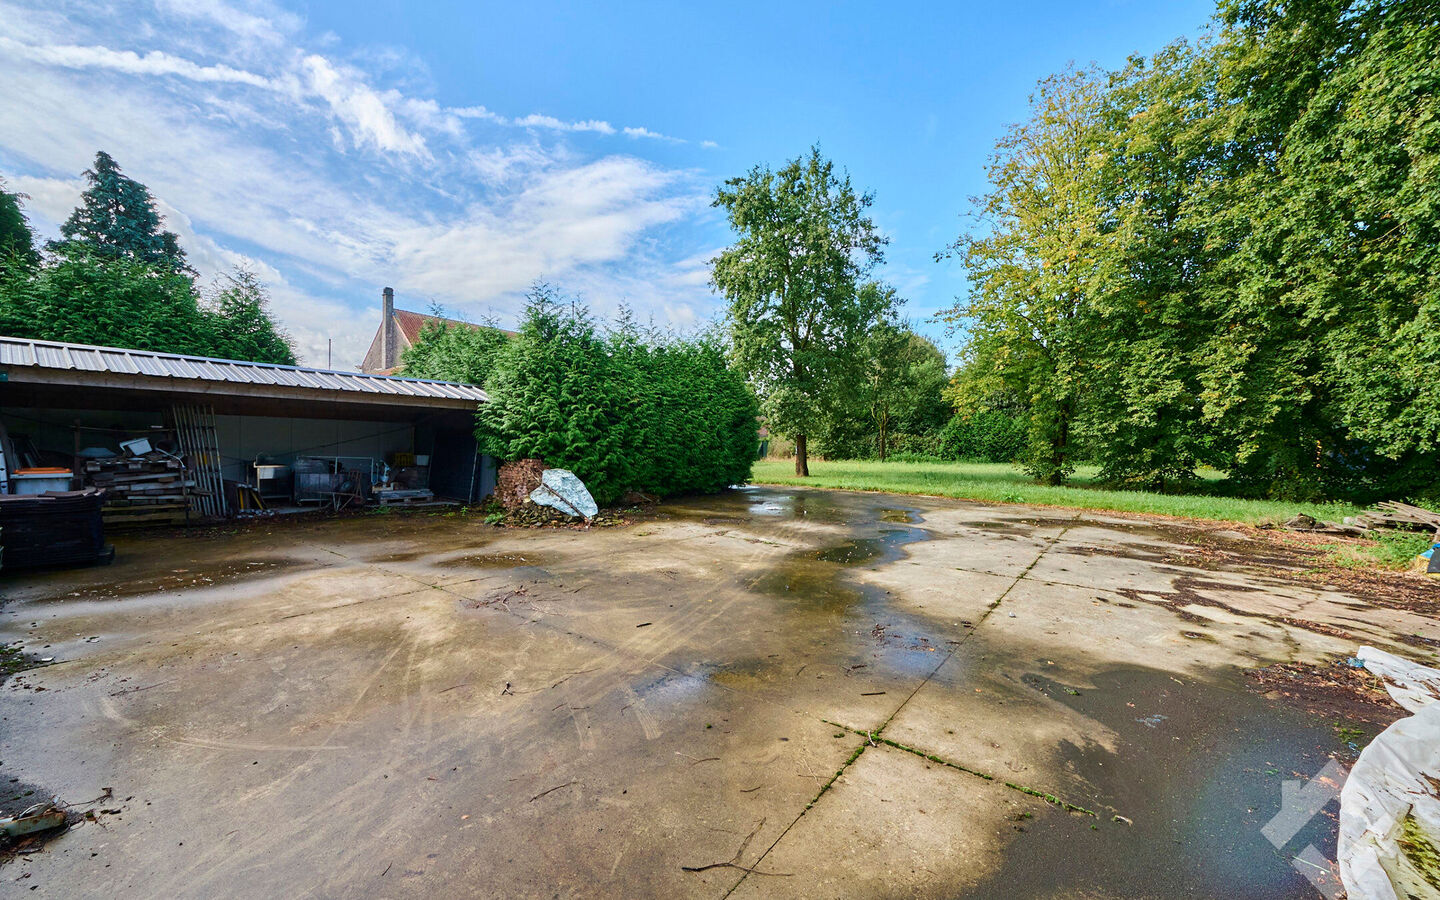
left=680, top=818, right=791, bottom=877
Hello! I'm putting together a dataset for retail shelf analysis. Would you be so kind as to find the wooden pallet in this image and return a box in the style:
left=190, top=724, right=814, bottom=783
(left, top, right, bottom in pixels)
left=375, top=490, right=436, bottom=507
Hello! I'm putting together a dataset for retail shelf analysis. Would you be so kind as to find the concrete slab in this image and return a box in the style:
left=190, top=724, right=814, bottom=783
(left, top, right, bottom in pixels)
left=0, top=485, right=1431, bottom=898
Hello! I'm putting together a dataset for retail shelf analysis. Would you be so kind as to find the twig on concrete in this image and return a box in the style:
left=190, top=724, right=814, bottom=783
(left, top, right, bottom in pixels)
left=529, top=780, right=578, bottom=803
left=108, top=679, right=174, bottom=697
left=681, top=818, right=791, bottom=877
left=549, top=668, right=598, bottom=689
left=674, top=752, right=720, bottom=765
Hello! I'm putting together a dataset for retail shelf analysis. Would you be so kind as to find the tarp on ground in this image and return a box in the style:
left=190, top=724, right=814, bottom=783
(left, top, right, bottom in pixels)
left=1339, top=646, right=1440, bottom=899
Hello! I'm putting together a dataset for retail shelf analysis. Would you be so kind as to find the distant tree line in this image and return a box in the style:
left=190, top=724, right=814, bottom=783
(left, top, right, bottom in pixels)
left=0, top=151, right=295, bottom=365
left=939, top=0, right=1439, bottom=502
left=402, top=286, right=758, bottom=506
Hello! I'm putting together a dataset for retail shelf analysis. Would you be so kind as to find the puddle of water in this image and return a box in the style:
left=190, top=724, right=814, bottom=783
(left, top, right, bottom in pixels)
left=880, top=508, right=919, bottom=524
left=815, top=539, right=885, bottom=565
left=968, top=665, right=1345, bottom=899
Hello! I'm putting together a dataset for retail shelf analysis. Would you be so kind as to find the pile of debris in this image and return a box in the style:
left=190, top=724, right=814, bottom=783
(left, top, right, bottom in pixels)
left=84, top=452, right=198, bottom=527
left=1286, top=501, right=1440, bottom=538
left=493, top=458, right=601, bottom=525
left=1347, top=501, right=1440, bottom=536
left=495, top=458, right=550, bottom=510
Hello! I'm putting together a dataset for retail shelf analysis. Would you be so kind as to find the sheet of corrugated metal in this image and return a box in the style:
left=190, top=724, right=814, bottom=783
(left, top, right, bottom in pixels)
left=0, top=336, right=488, bottom=403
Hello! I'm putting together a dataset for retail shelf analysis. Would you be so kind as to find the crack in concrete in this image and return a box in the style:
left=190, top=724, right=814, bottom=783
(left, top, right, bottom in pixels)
left=821, top=719, right=1098, bottom=817
left=722, top=514, right=1081, bottom=898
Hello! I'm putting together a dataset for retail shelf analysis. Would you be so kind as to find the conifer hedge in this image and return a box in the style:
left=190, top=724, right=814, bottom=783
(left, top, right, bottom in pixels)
left=447, top=286, right=758, bottom=506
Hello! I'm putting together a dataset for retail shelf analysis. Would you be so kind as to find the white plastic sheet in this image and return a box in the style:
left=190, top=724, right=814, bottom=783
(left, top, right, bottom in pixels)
left=1339, top=647, right=1440, bottom=899
left=1358, top=646, right=1440, bottom=713
left=528, top=468, right=598, bottom=520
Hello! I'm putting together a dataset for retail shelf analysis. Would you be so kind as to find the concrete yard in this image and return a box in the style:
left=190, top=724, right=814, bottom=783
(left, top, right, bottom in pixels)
left=2, top=486, right=1434, bottom=898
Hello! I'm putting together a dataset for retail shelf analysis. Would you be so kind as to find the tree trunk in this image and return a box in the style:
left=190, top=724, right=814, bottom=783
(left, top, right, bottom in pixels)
left=1046, top=403, right=1071, bottom=486
left=795, top=434, right=810, bottom=477
left=878, top=419, right=888, bottom=462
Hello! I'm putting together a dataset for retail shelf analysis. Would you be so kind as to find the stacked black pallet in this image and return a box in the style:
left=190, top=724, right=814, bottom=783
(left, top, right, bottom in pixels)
left=0, top=488, right=114, bottom=571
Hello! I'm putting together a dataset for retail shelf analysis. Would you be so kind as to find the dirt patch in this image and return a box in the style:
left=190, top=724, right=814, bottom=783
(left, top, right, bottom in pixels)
left=1244, top=657, right=1405, bottom=744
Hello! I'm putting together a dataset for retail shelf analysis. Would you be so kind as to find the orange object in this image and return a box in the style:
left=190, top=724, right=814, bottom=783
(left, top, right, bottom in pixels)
left=13, top=467, right=72, bottom=475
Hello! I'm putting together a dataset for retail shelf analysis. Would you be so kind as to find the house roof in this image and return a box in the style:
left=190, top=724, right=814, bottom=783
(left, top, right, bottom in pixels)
left=394, top=309, right=518, bottom=345
left=0, top=335, right=489, bottom=404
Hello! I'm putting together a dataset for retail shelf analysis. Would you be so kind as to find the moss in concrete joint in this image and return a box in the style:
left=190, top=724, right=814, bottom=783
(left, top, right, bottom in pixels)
left=822, top=718, right=1097, bottom=817
left=807, top=741, right=869, bottom=811
left=1001, top=782, right=1096, bottom=816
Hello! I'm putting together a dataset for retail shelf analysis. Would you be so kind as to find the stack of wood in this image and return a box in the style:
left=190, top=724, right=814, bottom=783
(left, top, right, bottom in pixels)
left=1286, top=501, right=1440, bottom=537
left=84, top=453, right=197, bottom=527
left=1348, top=502, right=1440, bottom=537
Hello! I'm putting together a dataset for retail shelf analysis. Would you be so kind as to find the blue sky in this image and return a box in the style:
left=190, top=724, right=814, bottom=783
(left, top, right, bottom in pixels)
left=0, top=0, right=1215, bottom=368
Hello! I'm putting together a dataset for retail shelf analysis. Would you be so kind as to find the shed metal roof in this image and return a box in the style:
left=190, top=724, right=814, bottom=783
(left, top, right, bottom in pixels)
left=0, top=336, right=488, bottom=404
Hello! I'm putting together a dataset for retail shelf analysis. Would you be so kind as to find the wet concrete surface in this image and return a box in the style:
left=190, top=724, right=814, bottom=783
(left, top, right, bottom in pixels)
left=0, top=486, right=1435, bottom=897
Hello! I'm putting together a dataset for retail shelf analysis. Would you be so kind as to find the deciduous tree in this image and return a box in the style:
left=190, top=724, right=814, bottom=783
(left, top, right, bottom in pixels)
left=712, top=146, right=892, bottom=476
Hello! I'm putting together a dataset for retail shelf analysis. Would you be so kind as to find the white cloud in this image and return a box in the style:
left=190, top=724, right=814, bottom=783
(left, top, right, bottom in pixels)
left=0, top=0, right=720, bottom=367
left=300, top=54, right=429, bottom=158
left=623, top=125, right=681, bottom=143
left=0, top=37, right=273, bottom=87
left=153, top=0, right=302, bottom=47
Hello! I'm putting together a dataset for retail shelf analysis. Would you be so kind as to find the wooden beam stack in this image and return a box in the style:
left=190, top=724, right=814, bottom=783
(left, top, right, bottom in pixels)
left=1348, top=501, right=1440, bottom=536
left=84, top=453, right=196, bottom=527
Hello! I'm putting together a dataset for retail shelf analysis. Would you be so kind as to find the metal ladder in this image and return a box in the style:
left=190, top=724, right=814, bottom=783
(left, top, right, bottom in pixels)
left=171, top=404, right=228, bottom=518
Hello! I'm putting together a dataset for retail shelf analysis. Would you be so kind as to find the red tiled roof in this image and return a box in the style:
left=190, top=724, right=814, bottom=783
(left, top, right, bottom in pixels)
left=394, top=309, right=472, bottom=345
left=392, top=309, right=518, bottom=346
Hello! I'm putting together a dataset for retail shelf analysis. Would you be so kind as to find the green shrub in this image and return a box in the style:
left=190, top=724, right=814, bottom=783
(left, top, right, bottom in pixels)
left=939, top=411, right=1026, bottom=462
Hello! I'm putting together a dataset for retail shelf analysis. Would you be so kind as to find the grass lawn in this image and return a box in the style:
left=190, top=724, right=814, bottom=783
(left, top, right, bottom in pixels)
left=749, top=458, right=1365, bottom=526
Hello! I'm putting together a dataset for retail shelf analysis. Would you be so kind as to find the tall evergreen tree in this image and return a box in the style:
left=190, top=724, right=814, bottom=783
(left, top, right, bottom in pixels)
left=203, top=269, right=297, bottom=365
left=0, top=177, right=38, bottom=276
left=53, top=151, right=191, bottom=274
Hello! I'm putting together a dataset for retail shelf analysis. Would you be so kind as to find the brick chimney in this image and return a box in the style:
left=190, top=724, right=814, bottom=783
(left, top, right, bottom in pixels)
left=380, top=286, right=395, bottom=370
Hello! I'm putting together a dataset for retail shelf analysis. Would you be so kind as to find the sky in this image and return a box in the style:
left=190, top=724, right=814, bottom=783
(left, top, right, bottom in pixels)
left=0, top=0, right=1216, bottom=370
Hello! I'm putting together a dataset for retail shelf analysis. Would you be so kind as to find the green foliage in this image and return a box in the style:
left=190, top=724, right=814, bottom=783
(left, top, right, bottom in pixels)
left=201, top=269, right=296, bottom=365
left=814, top=317, right=950, bottom=461
left=939, top=411, right=1027, bottom=463
left=52, top=151, right=190, bottom=274
left=942, top=0, right=1440, bottom=502
left=474, top=286, right=758, bottom=506
left=0, top=251, right=295, bottom=364
left=0, top=154, right=293, bottom=365
left=712, top=145, right=893, bottom=474
left=0, top=248, right=211, bottom=354
left=0, top=178, right=37, bottom=276
left=938, top=68, right=1108, bottom=486
left=399, top=315, right=509, bottom=384
left=1328, top=530, right=1436, bottom=571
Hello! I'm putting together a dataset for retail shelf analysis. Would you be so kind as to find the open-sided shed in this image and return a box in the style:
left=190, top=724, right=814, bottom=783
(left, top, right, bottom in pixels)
left=0, top=336, right=495, bottom=516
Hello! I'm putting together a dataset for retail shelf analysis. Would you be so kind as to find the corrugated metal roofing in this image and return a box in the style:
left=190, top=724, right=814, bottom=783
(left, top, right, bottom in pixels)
left=0, top=336, right=489, bottom=404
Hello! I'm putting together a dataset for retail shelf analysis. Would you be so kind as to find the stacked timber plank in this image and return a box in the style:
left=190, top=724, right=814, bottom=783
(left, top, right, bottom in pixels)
left=1287, top=500, right=1440, bottom=537
left=84, top=453, right=195, bottom=527
left=1349, top=502, right=1440, bottom=534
